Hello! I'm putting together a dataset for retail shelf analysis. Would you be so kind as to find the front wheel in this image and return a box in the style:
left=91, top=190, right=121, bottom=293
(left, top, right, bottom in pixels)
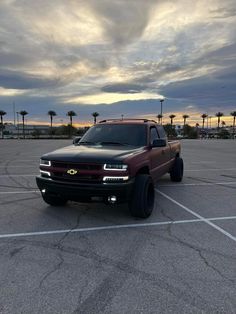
left=42, top=192, right=67, bottom=206
left=170, top=157, right=184, bottom=182
left=129, top=174, right=155, bottom=218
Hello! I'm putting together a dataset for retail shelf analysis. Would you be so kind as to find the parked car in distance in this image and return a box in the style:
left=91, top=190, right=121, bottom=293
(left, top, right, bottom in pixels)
left=36, top=119, right=183, bottom=218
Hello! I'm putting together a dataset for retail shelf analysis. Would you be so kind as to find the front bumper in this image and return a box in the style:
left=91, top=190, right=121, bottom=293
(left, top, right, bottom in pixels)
left=36, top=176, right=135, bottom=203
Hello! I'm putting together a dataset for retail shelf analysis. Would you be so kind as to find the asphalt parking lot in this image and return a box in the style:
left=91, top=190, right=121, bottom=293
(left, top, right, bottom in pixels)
left=0, top=139, right=236, bottom=314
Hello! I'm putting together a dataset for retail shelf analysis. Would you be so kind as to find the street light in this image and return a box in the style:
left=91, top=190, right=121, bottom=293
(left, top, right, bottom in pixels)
left=160, top=98, right=164, bottom=124
left=16, top=112, right=19, bottom=138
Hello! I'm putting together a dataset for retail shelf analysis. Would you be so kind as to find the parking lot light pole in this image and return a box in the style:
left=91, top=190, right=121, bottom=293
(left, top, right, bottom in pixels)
left=160, top=99, right=164, bottom=124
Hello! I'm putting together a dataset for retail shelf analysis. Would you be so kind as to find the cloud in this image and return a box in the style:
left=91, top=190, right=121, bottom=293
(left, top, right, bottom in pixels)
left=101, top=83, right=147, bottom=94
left=0, top=0, right=236, bottom=123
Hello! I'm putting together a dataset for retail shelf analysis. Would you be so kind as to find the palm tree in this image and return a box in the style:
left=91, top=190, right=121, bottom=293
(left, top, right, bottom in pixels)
left=201, top=114, right=208, bottom=129
left=169, top=114, right=176, bottom=126
left=231, top=111, right=236, bottom=136
left=19, top=110, right=28, bottom=139
left=67, top=110, right=77, bottom=127
left=0, top=110, right=6, bottom=139
left=215, top=112, right=224, bottom=129
left=157, top=114, right=163, bottom=124
left=48, top=110, right=57, bottom=129
left=92, top=112, right=99, bottom=124
left=67, top=110, right=77, bottom=138
left=183, top=114, right=189, bottom=126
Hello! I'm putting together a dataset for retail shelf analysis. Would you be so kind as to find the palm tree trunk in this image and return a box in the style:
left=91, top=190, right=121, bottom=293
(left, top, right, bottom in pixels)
left=94, top=116, right=96, bottom=124
left=22, top=116, right=25, bottom=139
left=233, top=116, right=236, bottom=136
left=202, top=119, right=205, bottom=129
left=1, top=116, right=2, bottom=139
left=50, top=116, right=53, bottom=129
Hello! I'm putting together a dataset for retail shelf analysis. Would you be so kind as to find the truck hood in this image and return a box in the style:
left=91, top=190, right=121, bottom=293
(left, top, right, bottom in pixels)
left=42, top=144, right=145, bottom=163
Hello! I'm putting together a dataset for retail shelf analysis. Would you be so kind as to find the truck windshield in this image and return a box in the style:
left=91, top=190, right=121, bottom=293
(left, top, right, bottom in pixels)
left=80, top=124, right=147, bottom=147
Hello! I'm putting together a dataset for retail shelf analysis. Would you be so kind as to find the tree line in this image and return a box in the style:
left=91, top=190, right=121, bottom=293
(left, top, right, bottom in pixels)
left=157, top=111, right=236, bottom=130
left=0, top=110, right=100, bottom=139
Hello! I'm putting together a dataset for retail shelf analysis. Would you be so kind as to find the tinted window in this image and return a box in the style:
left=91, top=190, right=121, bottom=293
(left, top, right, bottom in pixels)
left=150, top=127, right=159, bottom=144
left=157, top=126, right=167, bottom=139
left=81, top=124, right=147, bottom=147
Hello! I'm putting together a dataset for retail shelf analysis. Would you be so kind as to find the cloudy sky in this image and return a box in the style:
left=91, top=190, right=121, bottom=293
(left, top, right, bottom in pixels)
left=0, top=0, right=236, bottom=126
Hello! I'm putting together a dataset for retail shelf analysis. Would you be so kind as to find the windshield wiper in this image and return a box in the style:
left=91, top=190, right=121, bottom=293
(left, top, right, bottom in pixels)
left=99, top=141, right=130, bottom=146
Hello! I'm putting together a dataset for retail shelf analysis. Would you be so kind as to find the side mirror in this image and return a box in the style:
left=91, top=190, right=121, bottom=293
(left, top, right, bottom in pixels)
left=152, top=139, right=167, bottom=147
left=73, top=136, right=82, bottom=145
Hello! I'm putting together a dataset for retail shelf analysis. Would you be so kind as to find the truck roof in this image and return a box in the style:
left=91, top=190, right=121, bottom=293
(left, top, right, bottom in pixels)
left=98, top=119, right=158, bottom=125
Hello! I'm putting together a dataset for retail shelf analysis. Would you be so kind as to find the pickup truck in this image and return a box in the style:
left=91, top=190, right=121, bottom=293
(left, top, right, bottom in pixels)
left=36, top=119, right=183, bottom=218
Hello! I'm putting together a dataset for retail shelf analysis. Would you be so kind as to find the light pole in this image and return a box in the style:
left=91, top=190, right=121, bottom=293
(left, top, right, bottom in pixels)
left=16, top=112, right=19, bottom=138
left=160, top=98, right=164, bottom=124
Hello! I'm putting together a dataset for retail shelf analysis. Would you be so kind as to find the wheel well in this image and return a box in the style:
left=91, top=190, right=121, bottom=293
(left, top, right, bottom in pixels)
left=136, top=166, right=150, bottom=175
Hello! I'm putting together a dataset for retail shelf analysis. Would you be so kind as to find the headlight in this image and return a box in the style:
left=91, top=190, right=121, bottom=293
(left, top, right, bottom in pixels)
left=40, top=170, right=51, bottom=177
left=40, top=159, right=51, bottom=167
left=103, top=176, right=129, bottom=182
left=104, top=164, right=128, bottom=171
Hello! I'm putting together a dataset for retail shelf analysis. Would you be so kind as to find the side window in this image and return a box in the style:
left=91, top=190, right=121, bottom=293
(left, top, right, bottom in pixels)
left=157, top=126, right=166, bottom=139
left=150, top=127, right=159, bottom=145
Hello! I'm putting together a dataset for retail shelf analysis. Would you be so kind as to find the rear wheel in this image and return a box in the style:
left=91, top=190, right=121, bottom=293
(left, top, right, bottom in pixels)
left=170, top=157, right=184, bottom=182
left=42, top=192, right=67, bottom=206
left=129, top=174, right=155, bottom=218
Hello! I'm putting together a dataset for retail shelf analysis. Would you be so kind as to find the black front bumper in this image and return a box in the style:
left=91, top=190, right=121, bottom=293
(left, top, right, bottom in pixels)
left=36, top=176, right=135, bottom=203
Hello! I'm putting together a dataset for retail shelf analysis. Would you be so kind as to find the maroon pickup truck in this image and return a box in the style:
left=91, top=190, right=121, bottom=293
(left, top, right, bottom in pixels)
left=36, top=119, right=183, bottom=218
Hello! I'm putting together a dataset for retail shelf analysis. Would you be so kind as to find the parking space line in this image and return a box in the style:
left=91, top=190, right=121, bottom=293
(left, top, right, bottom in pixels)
left=158, top=181, right=236, bottom=187
left=156, top=189, right=236, bottom=242
left=1, top=216, right=236, bottom=240
left=0, top=174, right=37, bottom=177
left=185, top=168, right=236, bottom=172
left=0, top=166, right=37, bottom=168
left=0, top=190, right=39, bottom=194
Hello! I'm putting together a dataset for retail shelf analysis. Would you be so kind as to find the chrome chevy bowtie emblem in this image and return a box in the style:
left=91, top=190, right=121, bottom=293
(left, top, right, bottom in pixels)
left=67, top=169, right=78, bottom=175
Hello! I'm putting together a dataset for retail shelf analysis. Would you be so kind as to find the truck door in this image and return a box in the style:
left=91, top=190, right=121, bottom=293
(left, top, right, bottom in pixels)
left=149, top=126, right=167, bottom=180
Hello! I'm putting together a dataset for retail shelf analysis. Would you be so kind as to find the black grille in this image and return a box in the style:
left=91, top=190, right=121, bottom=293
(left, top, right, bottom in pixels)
left=51, top=161, right=102, bottom=170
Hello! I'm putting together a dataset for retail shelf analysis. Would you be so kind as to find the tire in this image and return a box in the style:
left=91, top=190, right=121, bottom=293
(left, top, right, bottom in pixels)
left=170, top=157, right=184, bottom=182
left=42, top=192, right=67, bottom=206
left=129, top=174, right=155, bottom=218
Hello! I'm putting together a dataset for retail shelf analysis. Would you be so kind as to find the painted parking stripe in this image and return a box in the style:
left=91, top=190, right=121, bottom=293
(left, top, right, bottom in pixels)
left=0, top=216, right=236, bottom=239
left=0, top=190, right=39, bottom=194
left=185, top=168, right=236, bottom=172
left=156, top=189, right=236, bottom=242
left=158, top=181, right=236, bottom=187
left=0, top=174, right=37, bottom=177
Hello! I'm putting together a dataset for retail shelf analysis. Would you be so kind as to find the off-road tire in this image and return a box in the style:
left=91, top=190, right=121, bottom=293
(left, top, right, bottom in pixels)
left=170, top=157, right=184, bottom=182
left=42, top=192, right=67, bottom=206
left=129, top=174, right=155, bottom=218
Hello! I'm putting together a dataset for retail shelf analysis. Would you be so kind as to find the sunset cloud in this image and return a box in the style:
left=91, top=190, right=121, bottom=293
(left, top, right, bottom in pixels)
left=0, top=0, right=235, bottom=124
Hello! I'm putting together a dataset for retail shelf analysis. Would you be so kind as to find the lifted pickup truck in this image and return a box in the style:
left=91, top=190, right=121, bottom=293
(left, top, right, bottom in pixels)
left=36, top=119, right=183, bottom=218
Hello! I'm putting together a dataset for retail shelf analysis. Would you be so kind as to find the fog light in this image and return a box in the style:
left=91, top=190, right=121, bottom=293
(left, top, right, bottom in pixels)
left=108, top=195, right=117, bottom=204
left=41, top=189, right=46, bottom=194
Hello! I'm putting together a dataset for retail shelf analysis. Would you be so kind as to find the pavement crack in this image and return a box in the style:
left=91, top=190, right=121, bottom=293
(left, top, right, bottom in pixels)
left=166, top=223, right=235, bottom=284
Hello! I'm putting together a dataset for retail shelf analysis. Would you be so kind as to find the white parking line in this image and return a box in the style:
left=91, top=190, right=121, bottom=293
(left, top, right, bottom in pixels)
left=1, top=216, right=236, bottom=239
left=158, top=181, right=236, bottom=187
left=185, top=168, right=236, bottom=172
left=0, top=174, right=37, bottom=177
left=0, top=166, right=36, bottom=168
left=156, top=189, right=236, bottom=242
left=0, top=190, right=39, bottom=194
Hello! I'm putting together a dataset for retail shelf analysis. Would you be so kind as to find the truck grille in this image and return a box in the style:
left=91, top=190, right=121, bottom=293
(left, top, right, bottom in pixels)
left=50, top=161, right=103, bottom=183
left=51, top=161, right=101, bottom=171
